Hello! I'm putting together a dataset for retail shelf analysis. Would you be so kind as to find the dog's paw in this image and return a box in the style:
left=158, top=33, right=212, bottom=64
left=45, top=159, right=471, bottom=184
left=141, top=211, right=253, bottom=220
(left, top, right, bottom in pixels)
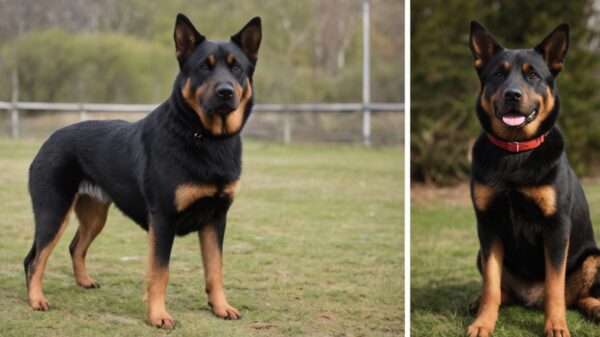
left=147, top=312, right=176, bottom=329
left=76, top=276, right=101, bottom=289
left=544, top=321, right=570, bottom=337
left=29, top=296, right=51, bottom=311
left=466, top=324, right=493, bottom=337
left=544, top=328, right=570, bottom=337
left=468, top=295, right=481, bottom=317
left=209, top=301, right=241, bottom=320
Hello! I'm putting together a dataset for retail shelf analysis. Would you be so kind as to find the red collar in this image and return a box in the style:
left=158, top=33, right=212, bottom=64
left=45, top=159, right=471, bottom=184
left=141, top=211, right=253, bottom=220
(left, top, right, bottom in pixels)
left=487, top=133, right=546, bottom=153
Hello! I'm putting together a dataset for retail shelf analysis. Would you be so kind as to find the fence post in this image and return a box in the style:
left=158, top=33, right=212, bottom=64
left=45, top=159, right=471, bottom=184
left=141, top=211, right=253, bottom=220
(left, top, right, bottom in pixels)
left=283, top=110, right=291, bottom=144
left=11, top=68, right=19, bottom=138
left=362, top=0, right=371, bottom=146
left=79, top=103, right=87, bottom=121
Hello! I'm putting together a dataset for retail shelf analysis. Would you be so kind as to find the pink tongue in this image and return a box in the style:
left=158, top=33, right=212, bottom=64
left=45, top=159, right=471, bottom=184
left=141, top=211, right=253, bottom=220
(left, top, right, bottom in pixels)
left=502, top=114, right=525, bottom=126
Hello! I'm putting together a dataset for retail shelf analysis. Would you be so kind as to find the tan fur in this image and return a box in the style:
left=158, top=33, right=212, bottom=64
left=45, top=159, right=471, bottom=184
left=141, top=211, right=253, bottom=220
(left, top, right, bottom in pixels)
left=225, top=84, right=252, bottom=134
left=480, top=87, right=514, bottom=140
left=502, top=61, right=510, bottom=72
left=222, top=180, right=241, bottom=199
left=543, top=239, right=569, bottom=337
left=146, top=225, right=174, bottom=329
left=199, top=225, right=240, bottom=319
left=208, top=54, right=216, bottom=66
left=473, top=182, right=495, bottom=211
left=174, top=183, right=218, bottom=212
left=71, top=195, right=110, bottom=288
left=468, top=238, right=503, bottom=337
left=226, top=53, right=235, bottom=65
left=522, top=63, right=531, bottom=73
left=28, top=200, right=75, bottom=310
left=522, top=87, right=555, bottom=139
left=182, top=78, right=210, bottom=128
left=577, top=297, right=600, bottom=318
left=519, top=185, right=556, bottom=217
left=181, top=77, right=223, bottom=135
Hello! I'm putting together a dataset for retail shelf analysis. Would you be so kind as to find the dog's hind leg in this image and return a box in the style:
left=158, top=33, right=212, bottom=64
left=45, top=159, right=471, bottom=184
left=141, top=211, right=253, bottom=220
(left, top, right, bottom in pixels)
left=69, top=194, right=110, bottom=289
left=574, top=255, right=600, bottom=322
left=24, top=194, right=76, bottom=310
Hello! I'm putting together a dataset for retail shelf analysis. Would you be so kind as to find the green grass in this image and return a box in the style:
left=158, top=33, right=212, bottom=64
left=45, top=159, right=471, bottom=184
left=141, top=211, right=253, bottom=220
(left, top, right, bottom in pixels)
left=0, top=140, right=403, bottom=337
left=411, top=181, right=600, bottom=337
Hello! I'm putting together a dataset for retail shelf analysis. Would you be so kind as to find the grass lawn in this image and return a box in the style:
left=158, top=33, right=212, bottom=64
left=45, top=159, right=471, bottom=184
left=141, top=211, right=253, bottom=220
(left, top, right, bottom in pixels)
left=0, top=139, right=403, bottom=337
left=411, top=181, right=600, bottom=337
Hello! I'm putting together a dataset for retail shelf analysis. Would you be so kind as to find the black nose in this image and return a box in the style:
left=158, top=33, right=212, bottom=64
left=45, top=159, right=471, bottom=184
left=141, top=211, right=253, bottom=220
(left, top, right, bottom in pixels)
left=216, top=83, right=235, bottom=99
left=504, top=88, right=522, bottom=101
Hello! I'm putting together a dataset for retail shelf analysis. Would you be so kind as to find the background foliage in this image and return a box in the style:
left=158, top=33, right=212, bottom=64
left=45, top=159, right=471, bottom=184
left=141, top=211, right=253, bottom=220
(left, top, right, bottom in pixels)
left=0, top=0, right=403, bottom=105
left=411, top=0, right=600, bottom=184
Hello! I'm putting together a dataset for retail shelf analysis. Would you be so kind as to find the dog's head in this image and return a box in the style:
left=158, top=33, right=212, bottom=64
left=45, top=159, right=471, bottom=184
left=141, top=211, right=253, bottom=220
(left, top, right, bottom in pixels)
left=469, top=21, right=569, bottom=141
left=174, top=14, right=261, bottom=137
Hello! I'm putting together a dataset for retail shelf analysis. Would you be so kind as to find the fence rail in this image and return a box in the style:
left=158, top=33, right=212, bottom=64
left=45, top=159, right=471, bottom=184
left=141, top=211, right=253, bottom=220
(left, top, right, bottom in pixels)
left=0, top=101, right=404, bottom=144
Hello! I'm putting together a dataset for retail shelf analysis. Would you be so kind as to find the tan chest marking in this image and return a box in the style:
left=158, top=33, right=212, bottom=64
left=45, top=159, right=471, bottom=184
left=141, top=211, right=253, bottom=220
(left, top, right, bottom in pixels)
left=174, top=180, right=241, bottom=212
left=473, top=182, right=495, bottom=211
left=175, top=184, right=218, bottom=212
left=519, top=185, right=556, bottom=217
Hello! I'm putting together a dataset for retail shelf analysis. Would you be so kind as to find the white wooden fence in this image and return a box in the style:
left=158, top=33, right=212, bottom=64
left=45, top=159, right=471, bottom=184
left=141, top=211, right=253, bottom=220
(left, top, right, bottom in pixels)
left=0, top=101, right=403, bottom=145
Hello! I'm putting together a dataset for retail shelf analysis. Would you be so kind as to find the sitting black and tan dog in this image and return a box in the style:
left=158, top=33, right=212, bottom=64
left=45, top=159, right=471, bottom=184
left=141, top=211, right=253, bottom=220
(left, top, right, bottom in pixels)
left=467, top=21, right=600, bottom=337
left=24, top=14, right=261, bottom=329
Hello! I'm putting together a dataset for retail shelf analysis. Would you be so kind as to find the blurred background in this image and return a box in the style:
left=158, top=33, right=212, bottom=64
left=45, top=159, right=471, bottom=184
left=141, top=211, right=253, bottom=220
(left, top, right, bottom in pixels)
left=412, top=0, right=600, bottom=185
left=0, top=0, right=403, bottom=144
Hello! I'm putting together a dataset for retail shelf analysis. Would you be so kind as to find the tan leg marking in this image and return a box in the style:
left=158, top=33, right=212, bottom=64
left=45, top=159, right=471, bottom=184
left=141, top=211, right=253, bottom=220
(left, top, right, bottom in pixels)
left=199, top=225, right=240, bottom=320
left=543, top=239, right=570, bottom=337
left=174, top=183, right=218, bottom=212
left=145, top=225, right=174, bottom=329
left=467, top=238, right=503, bottom=337
left=28, top=202, right=75, bottom=311
left=473, top=182, right=495, bottom=211
left=519, top=185, right=556, bottom=217
left=71, top=195, right=110, bottom=288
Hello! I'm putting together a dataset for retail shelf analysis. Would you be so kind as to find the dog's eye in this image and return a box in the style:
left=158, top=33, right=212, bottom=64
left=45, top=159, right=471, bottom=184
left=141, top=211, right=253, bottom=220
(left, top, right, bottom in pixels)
left=528, top=72, right=539, bottom=80
left=199, top=63, right=210, bottom=71
left=494, top=72, right=504, bottom=79
left=231, top=64, right=241, bottom=72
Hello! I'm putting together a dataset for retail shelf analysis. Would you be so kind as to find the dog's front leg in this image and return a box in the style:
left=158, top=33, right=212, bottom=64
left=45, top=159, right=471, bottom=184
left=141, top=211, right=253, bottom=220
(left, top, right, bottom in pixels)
left=543, top=225, right=570, bottom=337
left=146, top=215, right=176, bottom=329
left=467, top=235, right=503, bottom=337
left=199, top=207, right=240, bottom=320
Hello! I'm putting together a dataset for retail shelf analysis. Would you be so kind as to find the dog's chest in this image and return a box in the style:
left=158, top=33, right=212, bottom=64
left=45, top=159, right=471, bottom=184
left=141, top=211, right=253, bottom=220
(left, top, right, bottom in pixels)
left=490, top=186, right=555, bottom=244
left=172, top=180, right=240, bottom=235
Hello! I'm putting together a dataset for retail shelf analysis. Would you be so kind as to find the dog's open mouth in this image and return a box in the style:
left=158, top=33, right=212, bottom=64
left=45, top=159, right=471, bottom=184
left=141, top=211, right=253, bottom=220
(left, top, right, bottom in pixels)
left=499, top=108, right=538, bottom=128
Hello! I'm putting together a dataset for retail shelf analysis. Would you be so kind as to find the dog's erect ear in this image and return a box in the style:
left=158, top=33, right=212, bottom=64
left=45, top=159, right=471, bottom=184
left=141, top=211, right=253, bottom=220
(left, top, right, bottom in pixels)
left=174, top=13, right=205, bottom=66
left=231, top=17, right=262, bottom=63
left=469, top=21, right=504, bottom=72
left=534, top=23, right=569, bottom=76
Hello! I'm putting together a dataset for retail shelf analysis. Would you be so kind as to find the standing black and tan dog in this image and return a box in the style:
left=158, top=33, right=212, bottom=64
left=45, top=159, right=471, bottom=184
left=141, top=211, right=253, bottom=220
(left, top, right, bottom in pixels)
left=468, top=22, right=600, bottom=337
left=23, top=14, right=261, bottom=329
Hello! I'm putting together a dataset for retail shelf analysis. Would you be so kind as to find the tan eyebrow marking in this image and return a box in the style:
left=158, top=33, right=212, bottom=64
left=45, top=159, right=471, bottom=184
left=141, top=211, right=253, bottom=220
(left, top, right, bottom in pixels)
left=208, top=54, right=216, bottom=66
left=226, top=54, right=235, bottom=65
